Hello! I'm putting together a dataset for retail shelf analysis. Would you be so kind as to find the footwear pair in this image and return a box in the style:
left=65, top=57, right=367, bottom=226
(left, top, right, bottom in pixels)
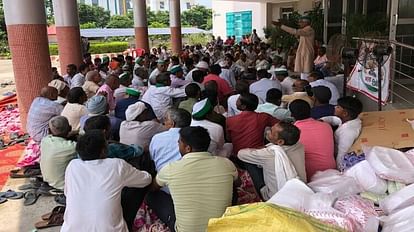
left=0, top=189, right=24, bottom=204
left=35, top=206, right=65, bottom=229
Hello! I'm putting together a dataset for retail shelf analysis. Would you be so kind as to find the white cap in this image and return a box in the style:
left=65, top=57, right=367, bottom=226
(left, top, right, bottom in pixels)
left=195, top=61, right=209, bottom=70
left=125, top=102, right=147, bottom=121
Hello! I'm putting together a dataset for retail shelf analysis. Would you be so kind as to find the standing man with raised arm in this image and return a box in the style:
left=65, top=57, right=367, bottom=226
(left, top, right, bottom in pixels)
left=273, top=16, right=315, bottom=80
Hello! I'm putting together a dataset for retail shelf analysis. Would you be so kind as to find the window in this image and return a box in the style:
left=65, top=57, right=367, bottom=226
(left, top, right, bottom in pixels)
left=92, top=0, right=99, bottom=6
left=186, top=2, right=191, bottom=10
left=281, top=7, right=294, bottom=20
left=160, top=1, right=165, bottom=10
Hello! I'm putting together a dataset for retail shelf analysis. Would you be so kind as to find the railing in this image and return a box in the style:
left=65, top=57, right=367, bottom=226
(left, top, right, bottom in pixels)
left=352, top=37, right=414, bottom=109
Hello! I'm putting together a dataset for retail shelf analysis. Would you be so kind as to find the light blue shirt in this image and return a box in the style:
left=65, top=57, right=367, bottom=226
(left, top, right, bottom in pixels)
left=149, top=128, right=182, bottom=172
left=256, top=103, right=292, bottom=121
left=149, top=128, right=182, bottom=194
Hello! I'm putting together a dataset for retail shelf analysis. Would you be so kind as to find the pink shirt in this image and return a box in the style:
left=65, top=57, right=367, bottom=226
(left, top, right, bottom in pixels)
left=294, top=118, right=335, bottom=180
left=97, top=84, right=116, bottom=111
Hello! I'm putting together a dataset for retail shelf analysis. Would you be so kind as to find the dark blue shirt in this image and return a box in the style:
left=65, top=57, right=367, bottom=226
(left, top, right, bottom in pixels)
left=311, top=104, right=335, bottom=119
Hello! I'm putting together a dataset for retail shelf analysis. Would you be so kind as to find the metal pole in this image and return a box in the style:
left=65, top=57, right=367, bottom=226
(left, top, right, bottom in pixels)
left=323, top=0, right=329, bottom=44
left=342, top=0, right=348, bottom=35
left=389, top=0, right=399, bottom=103
left=378, top=57, right=383, bottom=111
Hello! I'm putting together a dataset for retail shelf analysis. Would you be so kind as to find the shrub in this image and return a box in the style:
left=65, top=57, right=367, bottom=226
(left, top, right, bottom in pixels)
left=49, top=41, right=128, bottom=55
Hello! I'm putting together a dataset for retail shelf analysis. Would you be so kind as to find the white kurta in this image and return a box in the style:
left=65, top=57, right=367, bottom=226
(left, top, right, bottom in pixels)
left=62, top=158, right=152, bottom=232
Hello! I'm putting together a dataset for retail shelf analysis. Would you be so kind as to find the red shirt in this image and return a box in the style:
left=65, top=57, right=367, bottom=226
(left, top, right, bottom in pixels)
left=294, top=118, right=336, bottom=180
left=203, top=74, right=233, bottom=103
left=227, top=111, right=279, bottom=155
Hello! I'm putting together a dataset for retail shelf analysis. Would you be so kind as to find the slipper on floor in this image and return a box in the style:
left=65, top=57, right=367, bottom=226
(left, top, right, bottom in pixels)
left=23, top=190, right=41, bottom=206
left=10, top=167, right=41, bottom=178
left=41, top=206, right=65, bottom=221
left=0, top=190, right=24, bottom=199
left=37, top=183, right=63, bottom=196
left=35, top=210, right=64, bottom=229
left=0, top=197, right=7, bottom=204
left=18, top=177, right=44, bottom=190
left=54, top=194, right=66, bottom=206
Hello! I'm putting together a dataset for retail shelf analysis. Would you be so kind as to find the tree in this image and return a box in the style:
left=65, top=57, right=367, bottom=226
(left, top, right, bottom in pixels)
left=106, top=15, right=133, bottom=28
left=78, top=3, right=110, bottom=28
left=181, top=5, right=212, bottom=30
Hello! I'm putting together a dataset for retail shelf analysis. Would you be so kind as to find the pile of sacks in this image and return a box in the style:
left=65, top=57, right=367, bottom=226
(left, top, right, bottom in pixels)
left=268, top=146, right=414, bottom=232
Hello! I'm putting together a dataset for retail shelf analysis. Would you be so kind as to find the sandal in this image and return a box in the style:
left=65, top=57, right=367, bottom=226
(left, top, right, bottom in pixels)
left=10, top=166, right=41, bottom=178
left=54, top=194, right=66, bottom=206
left=23, top=190, right=41, bottom=206
left=41, top=206, right=65, bottom=221
left=0, top=197, right=7, bottom=204
left=0, top=190, right=24, bottom=199
left=37, top=183, right=62, bottom=196
left=35, top=210, right=64, bottom=229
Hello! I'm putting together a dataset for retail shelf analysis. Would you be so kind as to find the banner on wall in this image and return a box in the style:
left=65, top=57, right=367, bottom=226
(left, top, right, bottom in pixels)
left=347, top=43, right=391, bottom=104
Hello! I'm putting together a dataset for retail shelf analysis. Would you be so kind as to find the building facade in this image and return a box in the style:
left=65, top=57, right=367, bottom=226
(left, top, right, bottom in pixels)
left=78, top=0, right=196, bottom=15
left=212, top=0, right=318, bottom=40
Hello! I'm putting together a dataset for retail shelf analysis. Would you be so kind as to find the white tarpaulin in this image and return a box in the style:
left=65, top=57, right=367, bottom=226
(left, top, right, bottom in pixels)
left=347, top=42, right=391, bottom=104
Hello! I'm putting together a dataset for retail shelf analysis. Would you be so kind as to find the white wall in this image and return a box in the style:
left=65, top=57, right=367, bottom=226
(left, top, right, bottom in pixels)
left=212, top=0, right=268, bottom=39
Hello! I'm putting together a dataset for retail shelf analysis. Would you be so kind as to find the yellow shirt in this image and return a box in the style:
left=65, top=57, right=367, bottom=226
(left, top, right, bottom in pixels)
left=156, top=152, right=237, bottom=232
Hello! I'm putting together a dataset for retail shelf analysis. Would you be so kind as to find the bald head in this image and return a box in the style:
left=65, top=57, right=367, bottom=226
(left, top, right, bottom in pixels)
left=49, top=116, right=71, bottom=137
left=40, top=86, right=59, bottom=101
left=293, top=79, right=309, bottom=92
left=86, top=70, right=101, bottom=84
left=106, top=74, right=120, bottom=90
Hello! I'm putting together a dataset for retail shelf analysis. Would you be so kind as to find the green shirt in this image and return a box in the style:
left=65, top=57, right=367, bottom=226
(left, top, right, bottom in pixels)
left=156, top=152, right=237, bottom=232
left=40, top=135, right=77, bottom=190
left=178, top=98, right=198, bottom=114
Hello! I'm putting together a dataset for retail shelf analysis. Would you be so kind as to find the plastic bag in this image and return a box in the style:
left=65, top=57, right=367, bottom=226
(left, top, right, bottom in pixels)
left=334, top=195, right=379, bottom=232
left=308, top=169, right=362, bottom=198
left=381, top=205, right=414, bottom=232
left=344, top=160, right=387, bottom=194
left=207, top=203, right=344, bottom=232
left=267, top=179, right=314, bottom=211
left=379, top=183, right=414, bottom=215
left=364, top=146, right=414, bottom=184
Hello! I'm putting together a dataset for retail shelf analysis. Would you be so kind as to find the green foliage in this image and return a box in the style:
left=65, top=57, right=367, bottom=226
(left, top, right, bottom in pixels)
left=49, top=41, right=128, bottom=55
left=106, top=15, right=133, bottom=28
left=149, top=21, right=167, bottom=28
left=263, top=5, right=323, bottom=49
left=186, top=33, right=210, bottom=46
left=80, top=22, right=97, bottom=29
left=181, top=5, right=212, bottom=30
left=78, top=3, right=110, bottom=28
left=44, top=0, right=54, bottom=25
left=346, top=13, right=388, bottom=41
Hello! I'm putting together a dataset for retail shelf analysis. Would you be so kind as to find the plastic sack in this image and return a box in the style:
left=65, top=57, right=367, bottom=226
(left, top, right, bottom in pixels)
left=334, top=195, right=379, bottom=232
left=344, top=160, right=387, bottom=194
left=207, top=203, right=344, bottom=232
left=267, top=179, right=314, bottom=211
left=379, top=183, right=414, bottom=215
left=308, top=169, right=362, bottom=198
left=381, top=205, right=414, bottom=232
left=305, top=209, right=356, bottom=232
left=364, top=146, right=414, bottom=184
left=404, top=148, right=414, bottom=165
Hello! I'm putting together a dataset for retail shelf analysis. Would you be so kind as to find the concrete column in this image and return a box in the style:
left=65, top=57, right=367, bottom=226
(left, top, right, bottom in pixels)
left=53, top=0, right=82, bottom=75
left=133, top=0, right=150, bottom=53
left=169, top=0, right=182, bottom=55
left=323, top=0, right=329, bottom=44
left=4, top=0, right=52, bottom=130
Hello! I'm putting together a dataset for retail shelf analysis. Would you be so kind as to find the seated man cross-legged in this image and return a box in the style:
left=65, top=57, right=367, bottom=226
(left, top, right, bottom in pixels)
left=62, top=130, right=152, bottom=232
left=148, top=126, right=237, bottom=232
left=238, top=122, right=306, bottom=200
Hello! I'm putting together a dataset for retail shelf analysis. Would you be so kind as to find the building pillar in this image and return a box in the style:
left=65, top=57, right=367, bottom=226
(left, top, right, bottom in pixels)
left=4, top=0, right=52, bottom=130
left=170, top=0, right=182, bottom=55
left=133, top=0, right=150, bottom=53
left=341, top=0, right=347, bottom=35
left=323, top=0, right=329, bottom=44
left=53, top=0, right=82, bottom=75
